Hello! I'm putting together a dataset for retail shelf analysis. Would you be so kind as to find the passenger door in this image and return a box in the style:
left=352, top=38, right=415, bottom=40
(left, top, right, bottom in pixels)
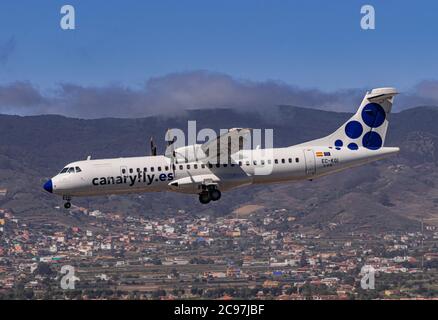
left=303, top=149, right=316, bottom=176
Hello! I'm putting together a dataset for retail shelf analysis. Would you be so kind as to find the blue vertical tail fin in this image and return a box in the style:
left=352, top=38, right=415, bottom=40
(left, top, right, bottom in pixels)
left=300, top=87, right=398, bottom=150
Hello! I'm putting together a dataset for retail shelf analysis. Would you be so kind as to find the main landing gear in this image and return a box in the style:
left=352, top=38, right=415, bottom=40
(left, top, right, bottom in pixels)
left=198, top=186, right=222, bottom=204
left=63, top=195, right=72, bottom=209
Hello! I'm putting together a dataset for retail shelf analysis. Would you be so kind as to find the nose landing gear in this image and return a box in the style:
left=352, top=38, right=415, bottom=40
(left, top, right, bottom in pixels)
left=63, top=195, right=72, bottom=209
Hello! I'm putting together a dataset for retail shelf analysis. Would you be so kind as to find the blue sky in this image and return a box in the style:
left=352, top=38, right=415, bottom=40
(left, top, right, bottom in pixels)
left=0, top=1, right=438, bottom=117
left=1, top=0, right=437, bottom=90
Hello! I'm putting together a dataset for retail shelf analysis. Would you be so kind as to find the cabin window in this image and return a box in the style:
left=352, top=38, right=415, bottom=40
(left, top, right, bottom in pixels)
left=179, top=165, right=183, bottom=170
left=143, top=167, right=147, bottom=172
left=68, top=167, right=75, bottom=173
left=230, top=163, right=235, bottom=167
left=137, top=168, right=141, bottom=173
left=281, top=159, right=285, bottom=164
left=275, top=159, right=278, bottom=164
left=216, top=163, right=220, bottom=168
left=75, top=166, right=82, bottom=172
left=253, top=160, right=257, bottom=165
left=239, top=161, right=243, bottom=166
left=165, top=166, right=169, bottom=171
left=208, top=163, right=213, bottom=169
left=186, top=164, right=191, bottom=170
left=194, top=164, right=198, bottom=169
left=60, top=167, right=69, bottom=174
left=288, top=158, right=292, bottom=163
left=223, top=164, right=228, bottom=167
left=246, top=161, right=250, bottom=166
left=261, top=160, right=265, bottom=165
left=158, top=166, right=162, bottom=171
left=268, top=159, right=272, bottom=165
left=201, top=164, right=205, bottom=169
left=122, top=169, right=126, bottom=174
left=129, top=168, right=133, bottom=173
left=150, top=167, right=155, bottom=172
left=295, top=157, right=299, bottom=163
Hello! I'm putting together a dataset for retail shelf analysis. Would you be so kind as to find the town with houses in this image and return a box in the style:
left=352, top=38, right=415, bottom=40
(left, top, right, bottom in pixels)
left=0, top=205, right=437, bottom=300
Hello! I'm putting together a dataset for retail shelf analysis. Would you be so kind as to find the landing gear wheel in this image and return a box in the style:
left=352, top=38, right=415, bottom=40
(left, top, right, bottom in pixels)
left=63, top=195, right=72, bottom=209
left=209, top=189, right=221, bottom=201
left=199, top=192, right=211, bottom=204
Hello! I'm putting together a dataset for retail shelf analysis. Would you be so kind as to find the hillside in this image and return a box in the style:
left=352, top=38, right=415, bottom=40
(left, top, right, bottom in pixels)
left=1, top=106, right=438, bottom=233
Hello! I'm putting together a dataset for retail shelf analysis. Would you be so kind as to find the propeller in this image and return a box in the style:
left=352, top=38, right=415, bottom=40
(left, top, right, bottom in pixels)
left=150, top=137, right=157, bottom=156
left=165, top=129, right=177, bottom=175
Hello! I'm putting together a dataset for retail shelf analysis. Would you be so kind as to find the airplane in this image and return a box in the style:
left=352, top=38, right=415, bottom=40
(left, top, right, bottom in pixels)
left=43, top=87, right=400, bottom=209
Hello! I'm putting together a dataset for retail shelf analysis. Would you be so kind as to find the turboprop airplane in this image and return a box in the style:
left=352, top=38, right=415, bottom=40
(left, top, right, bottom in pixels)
left=43, top=87, right=400, bottom=209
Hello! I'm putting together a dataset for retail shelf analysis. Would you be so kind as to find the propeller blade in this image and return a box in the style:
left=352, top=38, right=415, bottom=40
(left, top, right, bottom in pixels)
left=150, top=137, right=157, bottom=156
left=166, top=129, right=176, bottom=175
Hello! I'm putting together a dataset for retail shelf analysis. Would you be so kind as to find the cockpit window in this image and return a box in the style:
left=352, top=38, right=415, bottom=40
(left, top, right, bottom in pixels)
left=60, top=166, right=82, bottom=174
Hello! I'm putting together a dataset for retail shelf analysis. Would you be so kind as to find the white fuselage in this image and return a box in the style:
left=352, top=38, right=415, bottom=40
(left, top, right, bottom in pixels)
left=49, top=145, right=399, bottom=198
left=43, top=87, right=401, bottom=206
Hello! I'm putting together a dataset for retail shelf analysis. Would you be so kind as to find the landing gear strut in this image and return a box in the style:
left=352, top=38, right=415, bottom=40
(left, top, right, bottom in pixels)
left=198, top=186, right=222, bottom=204
left=63, top=195, right=72, bottom=209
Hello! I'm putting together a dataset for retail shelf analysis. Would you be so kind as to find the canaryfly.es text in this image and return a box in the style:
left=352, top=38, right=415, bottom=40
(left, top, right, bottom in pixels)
left=92, top=173, right=174, bottom=187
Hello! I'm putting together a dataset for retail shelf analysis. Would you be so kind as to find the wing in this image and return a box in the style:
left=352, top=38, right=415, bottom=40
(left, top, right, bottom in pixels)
left=164, top=128, right=252, bottom=164
left=200, top=128, right=251, bottom=163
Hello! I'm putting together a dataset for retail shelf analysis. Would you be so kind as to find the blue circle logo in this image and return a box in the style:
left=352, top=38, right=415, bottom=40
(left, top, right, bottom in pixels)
left=361, top=103, right=386, bottom=128
left=362, top=131, right=383, bottom=150
left=335, top=139, right=343, bottom=147
left=348, top=143, right=359, bottom=150
left=345, top=121, right=363, bottom=139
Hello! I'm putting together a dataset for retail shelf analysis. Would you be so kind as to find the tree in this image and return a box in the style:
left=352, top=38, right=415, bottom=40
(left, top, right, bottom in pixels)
left=299, top=251, right=308, bottom=267
left=151, top=289, right=166, bottom=299
left=35, top=262, right=55, bottom=276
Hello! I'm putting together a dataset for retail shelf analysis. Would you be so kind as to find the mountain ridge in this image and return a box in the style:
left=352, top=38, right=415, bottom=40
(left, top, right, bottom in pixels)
left=0, top=106, right=437, bottom=234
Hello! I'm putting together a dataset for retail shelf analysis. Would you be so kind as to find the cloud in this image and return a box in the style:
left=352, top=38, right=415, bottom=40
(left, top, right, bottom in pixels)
left=0, top=71, right=437, bottom=118
left=0, top=82, right=47, bottom=113
left=0, top=37, right=16, bottom=65
left=396, top=80, right=438, bottom=110
left=143, top=72, right=363, bottom=113
left=53, top=83, right=144, bottom=118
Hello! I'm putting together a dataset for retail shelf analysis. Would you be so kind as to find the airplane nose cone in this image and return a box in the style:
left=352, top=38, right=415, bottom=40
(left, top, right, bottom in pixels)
left=43, top=179, right=53, bottom=193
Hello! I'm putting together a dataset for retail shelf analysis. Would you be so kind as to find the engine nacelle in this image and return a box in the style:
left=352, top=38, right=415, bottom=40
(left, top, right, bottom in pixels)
left=168, top=174, right=219, bottom=194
